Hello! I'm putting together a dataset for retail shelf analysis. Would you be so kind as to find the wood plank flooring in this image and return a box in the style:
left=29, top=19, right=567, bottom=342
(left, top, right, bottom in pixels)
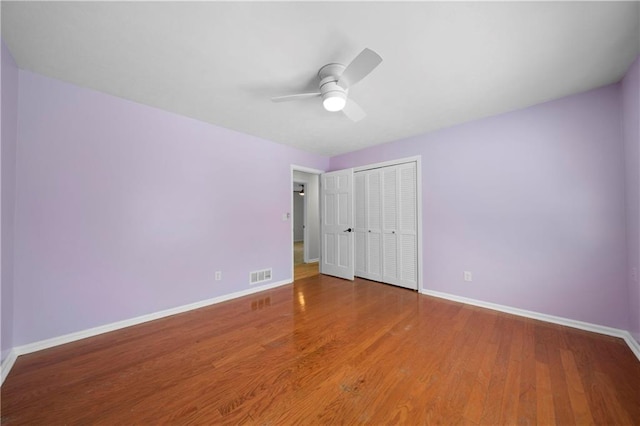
left=293, top=241, right=304, bottom=265
left=294, top=261, right=319, bottom=281
left=2, top=274, right=639, bottom=424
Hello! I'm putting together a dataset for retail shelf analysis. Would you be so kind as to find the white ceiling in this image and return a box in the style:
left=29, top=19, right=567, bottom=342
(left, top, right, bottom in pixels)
left=2, top=1, right=639, bottom=157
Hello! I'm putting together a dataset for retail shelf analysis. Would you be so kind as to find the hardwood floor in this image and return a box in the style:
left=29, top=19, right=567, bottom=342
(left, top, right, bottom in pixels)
left=294, top=261, right=319, bottom=281
left=2, top=274, right=639, bottom=424
left=293, top=241, right=319, bottom=280
left=294, top=241, right=304, bottom=265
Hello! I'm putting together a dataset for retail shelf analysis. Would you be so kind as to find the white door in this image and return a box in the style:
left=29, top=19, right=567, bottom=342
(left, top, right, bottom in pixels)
left=320, top=169, right=354, bottom=280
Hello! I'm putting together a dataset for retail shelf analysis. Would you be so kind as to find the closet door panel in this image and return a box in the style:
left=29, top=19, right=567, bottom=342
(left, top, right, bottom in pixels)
left=398, top=163, right=418, bottom=288
left=367, top=172, right=381, bottom=230
left=399, top=164, right=417, bottom=233
left=354, top=173, right=367, bottom=277
left=365, top=171, right=382, bottom=281
left=400, top=234, right=417, bottom=284
left=368, top=232, right=382, bottom=277
left=381, top=167, right=399, bottom=284
left=383, top=167, right=397, bottom=231
left=383, top=233, right=398, bottom=283
left=355, top=232, right=366, bottom=276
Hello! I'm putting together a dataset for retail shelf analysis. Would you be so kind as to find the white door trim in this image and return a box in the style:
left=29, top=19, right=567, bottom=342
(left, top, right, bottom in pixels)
left=291, top=165, right=324, bottom=281
left=353, top=155, right=422, bottom=173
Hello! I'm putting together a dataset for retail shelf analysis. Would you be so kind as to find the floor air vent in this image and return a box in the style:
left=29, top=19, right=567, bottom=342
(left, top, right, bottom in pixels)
left=250, top=268, right=272, bottom=285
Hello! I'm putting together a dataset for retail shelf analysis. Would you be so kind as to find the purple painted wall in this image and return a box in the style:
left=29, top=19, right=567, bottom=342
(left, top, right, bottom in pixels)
left=622, top=56, right=640, bottom=344
left=1, top=42, right=19, bottom=362
left=13, top=70, right=329, bottom=346
left=5, top=49, right=638, bottom=351
left=331, top=85, right=629, bottom=330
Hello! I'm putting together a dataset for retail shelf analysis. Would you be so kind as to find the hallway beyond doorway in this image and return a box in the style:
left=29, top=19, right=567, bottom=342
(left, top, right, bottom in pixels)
left=295, top=242, right=318, bottom=280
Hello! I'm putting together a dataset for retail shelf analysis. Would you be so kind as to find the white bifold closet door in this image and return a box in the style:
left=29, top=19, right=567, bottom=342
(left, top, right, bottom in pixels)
left=355, top=162, right=417, bottom=290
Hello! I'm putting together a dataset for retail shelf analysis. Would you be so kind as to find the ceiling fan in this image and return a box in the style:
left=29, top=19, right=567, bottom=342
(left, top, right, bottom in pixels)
left=271, top=48, right=383, bottom=122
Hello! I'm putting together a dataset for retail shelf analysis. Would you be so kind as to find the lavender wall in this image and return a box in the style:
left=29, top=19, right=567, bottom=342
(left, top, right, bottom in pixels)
left=1, top=42, right=19, bottom=362
left=6, top=51, right=638, bottom=352
left=622, top=56, right=640, bottom=343
left=13, top=70, right=329, bottom=346
left=331, top=85, right=629, bottom=330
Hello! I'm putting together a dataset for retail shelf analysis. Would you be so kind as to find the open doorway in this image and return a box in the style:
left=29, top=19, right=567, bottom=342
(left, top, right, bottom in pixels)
left=291, top=166, right=323, bottom=280
left=293, top=181, right=306, bottom=265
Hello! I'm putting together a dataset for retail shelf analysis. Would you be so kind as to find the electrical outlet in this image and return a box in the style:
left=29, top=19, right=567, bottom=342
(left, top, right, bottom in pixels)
left=215, top=271, right=222, bottom=281
left=464, top=271, right=472, bottom=282
left=632, top=267, right=638, bottom=283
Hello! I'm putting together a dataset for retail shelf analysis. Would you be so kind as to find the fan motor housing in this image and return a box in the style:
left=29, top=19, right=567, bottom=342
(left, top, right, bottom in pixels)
left=319, top=77, right=346, bottom=96
left=318, top=63, right=348, bottom=111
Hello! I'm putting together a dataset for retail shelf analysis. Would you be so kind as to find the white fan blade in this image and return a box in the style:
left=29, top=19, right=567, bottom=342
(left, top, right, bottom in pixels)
left=342, top=99, right=366, bottom=122
left=337, top=48, right=382, bottom=89
left=271, top=93, right=321, bottom=103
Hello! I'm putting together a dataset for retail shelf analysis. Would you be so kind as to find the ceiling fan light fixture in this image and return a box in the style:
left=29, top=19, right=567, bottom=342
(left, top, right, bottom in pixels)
left=271, top=48, right=382, bottom=121
left=322, top=91, right=346, bottom=112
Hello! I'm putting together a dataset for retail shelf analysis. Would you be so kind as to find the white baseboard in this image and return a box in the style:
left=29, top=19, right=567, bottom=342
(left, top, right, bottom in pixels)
left=0, top=278, right=292, bottom=385
left=1, top=349, right=18, bottom=385
left=3, top=281, right=636, bottom=386
left=421, top=288, right=640, bottom=362
left=306, top=259, right=319, bottom=263
left=626, top=334, right=640, bottom=361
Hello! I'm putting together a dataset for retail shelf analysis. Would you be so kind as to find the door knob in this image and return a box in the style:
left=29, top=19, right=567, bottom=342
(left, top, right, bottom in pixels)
left=343, top=228, right=353, bottom=232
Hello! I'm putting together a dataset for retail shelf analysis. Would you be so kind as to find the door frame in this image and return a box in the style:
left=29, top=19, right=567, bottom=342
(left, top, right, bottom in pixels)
left=352, top=155, right=423, bottom=291
left=291, top=165, right=324, bottom=280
